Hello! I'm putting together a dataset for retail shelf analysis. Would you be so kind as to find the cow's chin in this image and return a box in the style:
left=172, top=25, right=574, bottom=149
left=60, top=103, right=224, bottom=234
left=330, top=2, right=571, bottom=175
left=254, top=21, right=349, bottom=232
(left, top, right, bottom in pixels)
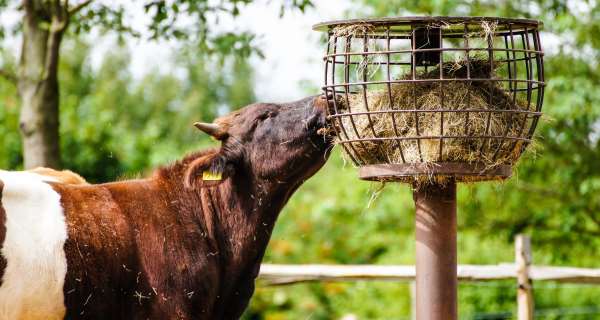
left=295, top=141, right=332, bottom=180
left=258, top=142, right=330, bottom=185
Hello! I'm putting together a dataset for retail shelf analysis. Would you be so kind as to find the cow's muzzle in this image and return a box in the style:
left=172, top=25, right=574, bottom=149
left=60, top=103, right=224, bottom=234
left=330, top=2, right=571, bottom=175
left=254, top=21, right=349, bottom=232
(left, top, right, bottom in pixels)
left=313, top=94, right=342, bottom=138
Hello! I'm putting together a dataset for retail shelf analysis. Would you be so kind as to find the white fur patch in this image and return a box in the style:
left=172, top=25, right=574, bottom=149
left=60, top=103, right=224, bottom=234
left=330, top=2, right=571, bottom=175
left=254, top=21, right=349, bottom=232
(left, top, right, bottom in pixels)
left=0, top=170, right=68, bottom=320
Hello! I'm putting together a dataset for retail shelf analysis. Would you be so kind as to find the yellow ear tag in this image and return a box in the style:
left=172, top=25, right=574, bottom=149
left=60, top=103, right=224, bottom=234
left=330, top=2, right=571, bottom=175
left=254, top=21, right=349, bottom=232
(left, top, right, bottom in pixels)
left=202, top=171, right=222, bottom=181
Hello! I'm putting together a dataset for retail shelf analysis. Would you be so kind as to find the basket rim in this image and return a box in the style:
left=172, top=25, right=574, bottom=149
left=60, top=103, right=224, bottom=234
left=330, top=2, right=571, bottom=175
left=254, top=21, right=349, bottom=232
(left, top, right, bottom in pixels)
left=358, top=162, right=513, bottom=182
left=312, top=16, right=543, bottom=32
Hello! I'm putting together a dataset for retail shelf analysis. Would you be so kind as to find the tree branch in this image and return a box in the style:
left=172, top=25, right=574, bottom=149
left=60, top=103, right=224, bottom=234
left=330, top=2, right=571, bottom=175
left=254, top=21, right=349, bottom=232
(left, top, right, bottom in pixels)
left=0, top=68, right=17, bottom=84
left=44, top=25, right=64, bottom=80
left=42, top=1, right=68, bottom=80
left=68, top=0, right=93, bottom=15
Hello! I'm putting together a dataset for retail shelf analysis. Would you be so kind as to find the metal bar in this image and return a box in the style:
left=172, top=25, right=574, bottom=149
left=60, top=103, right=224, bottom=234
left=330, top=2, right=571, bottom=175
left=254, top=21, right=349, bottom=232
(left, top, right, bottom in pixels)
left=314, top=17, right=541, bottom=33
left=329, top=35, right=363, bottom=165
left=463, top=24, right=471, bottom=137
left=328, top=109, right=541, bottom=117
left=527, top=29, right=544, bottom=132
left=386, top=26, right=406, bottom=163
left=411, top=26, right=423, bottom=161
left=535, top=29, right=545, bottom=113
left=503, top=33, right=515, bottom=97
left=323, top=47, right=543, bottom=58
left=327, top=57, right=539, bottom=66
left=517, top=29, right=545, bottom=157
left=414, top=182, right=457, bottom=320
left=508, top=24, right=518, bottom=102
left=491, top=33, right=517, bottom=161
left=533, top=29, right=545, bottom=114
left=337, top=135, right=532, bottom=143
left=520, top=29, right=532, bottom=118
left=325, top=78, right=544, bottom=86
left=507, top=29, right=534, bottom=158
left=342, top=35, right=372, bottom=165
left=359, top=162, right=511, bottom=181
left=523, top=28, right=533, bottom=112
left=316, top=30, right=534, bottom=40
left=478, top=27, right=495, bottom=158
left=330, top=60, right=415, bottom=66
left=438, top=28, right=445, bottom=161
left=361, top=33, right=388, bottom=160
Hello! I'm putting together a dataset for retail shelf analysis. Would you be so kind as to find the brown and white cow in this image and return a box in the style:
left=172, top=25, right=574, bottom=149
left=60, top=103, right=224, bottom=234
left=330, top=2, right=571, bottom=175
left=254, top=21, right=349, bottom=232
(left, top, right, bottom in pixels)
left=0, top=95, right=334, bottom=320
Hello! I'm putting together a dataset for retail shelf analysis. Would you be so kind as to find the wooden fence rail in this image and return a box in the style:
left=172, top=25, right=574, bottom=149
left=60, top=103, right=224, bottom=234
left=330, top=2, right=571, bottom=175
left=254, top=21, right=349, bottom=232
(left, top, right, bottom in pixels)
left=257, top=235, right=600, bottom=320
left=258, top=263, right=600, bottom=285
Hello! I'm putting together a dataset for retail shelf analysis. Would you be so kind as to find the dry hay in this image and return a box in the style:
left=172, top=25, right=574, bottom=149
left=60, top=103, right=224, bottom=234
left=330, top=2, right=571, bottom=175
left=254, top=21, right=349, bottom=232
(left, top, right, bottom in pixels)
left=333, top=59, right=529, bottom=169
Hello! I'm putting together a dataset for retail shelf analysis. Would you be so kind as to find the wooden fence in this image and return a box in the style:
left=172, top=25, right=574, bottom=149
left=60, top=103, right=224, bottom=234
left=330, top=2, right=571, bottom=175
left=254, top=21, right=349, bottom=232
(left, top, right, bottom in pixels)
left=258, top=235, right=600, bottom=320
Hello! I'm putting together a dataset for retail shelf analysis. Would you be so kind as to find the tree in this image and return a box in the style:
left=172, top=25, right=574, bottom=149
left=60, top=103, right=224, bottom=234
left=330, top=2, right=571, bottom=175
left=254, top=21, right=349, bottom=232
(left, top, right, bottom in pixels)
left=0, top=0, right=313, bottom=169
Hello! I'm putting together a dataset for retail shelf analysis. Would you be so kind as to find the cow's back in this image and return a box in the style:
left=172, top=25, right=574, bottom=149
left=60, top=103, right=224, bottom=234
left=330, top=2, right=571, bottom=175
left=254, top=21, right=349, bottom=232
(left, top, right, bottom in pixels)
left=0, top=171, right=150, bottom=319
left=53, top=182, right=149, bottom=319
left=0, top=170, right=68, bottom=320
left=55, top=179, right=219, bottom=319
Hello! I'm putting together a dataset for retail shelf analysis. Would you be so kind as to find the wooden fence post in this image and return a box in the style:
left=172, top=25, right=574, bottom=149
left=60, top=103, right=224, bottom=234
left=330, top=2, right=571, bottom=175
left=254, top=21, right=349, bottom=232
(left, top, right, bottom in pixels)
left=515, top=234, right=534, bottom=320
left=410, top=281, right=416, bottom=320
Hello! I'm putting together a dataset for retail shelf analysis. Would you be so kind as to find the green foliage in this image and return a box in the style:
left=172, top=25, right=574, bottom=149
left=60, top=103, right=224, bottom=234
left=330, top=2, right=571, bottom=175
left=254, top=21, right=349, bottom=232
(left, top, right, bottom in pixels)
left=67, top=0, right=313, bottom=57
left=0, top=0, right=313, bottom=58
left=0, top=73, right=21, bottom=169
left=1, top=39, right=255, bottom=182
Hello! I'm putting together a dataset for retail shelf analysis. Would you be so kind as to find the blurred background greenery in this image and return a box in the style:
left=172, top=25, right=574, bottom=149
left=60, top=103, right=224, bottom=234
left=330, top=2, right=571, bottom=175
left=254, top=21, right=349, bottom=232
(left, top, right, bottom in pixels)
left=1, top=0, right=600, bottom=319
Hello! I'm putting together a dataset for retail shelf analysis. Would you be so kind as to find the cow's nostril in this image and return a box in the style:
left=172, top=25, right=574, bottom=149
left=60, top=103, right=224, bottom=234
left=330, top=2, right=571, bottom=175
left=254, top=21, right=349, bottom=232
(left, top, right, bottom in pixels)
left=314, top=94, right=345, bottom=115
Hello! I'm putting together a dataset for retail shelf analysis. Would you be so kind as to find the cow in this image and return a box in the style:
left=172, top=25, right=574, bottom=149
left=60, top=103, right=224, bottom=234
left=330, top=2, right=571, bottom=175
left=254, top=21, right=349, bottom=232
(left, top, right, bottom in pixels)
left=0, top=95, right=335, bottom=320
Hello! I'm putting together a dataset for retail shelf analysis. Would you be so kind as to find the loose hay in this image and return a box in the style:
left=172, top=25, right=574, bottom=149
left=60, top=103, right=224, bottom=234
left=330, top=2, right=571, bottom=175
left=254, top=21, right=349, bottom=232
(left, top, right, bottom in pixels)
left=333, top=59, right=529, bottom=168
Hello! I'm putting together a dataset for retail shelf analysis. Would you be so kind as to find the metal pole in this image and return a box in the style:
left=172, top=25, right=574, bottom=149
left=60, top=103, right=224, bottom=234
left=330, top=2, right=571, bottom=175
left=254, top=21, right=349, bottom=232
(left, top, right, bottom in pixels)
left=414, top=181, right=457, bottom=320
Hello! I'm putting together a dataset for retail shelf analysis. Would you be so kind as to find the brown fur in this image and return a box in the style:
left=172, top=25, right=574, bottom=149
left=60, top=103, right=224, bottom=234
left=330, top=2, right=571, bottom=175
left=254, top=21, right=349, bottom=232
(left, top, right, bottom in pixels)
left=29, top=167, right=89, bottom=185
left=49, top=95, right=332, bottom=319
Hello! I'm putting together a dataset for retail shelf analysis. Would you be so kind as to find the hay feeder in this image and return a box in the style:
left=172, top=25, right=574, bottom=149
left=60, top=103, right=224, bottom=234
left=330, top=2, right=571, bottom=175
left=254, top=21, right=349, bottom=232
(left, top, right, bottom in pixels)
left=313, top=16, right=544, bottom=320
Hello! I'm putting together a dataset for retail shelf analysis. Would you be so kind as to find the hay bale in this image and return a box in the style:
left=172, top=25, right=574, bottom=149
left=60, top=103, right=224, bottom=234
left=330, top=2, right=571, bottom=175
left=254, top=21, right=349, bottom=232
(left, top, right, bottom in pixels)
left=334, top=59, right=527, bottom=167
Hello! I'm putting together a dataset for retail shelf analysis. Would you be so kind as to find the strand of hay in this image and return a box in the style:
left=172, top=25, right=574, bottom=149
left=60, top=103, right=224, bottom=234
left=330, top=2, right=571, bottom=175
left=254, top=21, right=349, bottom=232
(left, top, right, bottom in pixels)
left=334, top=59, right=528, bottom=168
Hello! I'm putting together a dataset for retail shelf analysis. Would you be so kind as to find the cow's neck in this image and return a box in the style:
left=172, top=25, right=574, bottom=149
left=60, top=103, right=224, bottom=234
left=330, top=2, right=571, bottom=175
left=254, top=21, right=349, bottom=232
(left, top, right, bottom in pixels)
left=206, top=175, right=296, bottom=270
left=157, top=152, right=302, bottom=299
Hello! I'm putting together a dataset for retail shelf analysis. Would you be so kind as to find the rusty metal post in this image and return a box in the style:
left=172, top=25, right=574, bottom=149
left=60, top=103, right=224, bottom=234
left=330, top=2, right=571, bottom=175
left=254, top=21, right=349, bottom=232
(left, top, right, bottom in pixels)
left=414, top=181, right=457, bottom=320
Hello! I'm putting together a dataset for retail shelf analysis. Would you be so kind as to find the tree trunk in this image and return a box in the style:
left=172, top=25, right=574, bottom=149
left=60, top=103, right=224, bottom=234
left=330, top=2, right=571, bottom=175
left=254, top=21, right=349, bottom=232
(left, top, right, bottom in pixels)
left=17, top=1, right=66, bottom=169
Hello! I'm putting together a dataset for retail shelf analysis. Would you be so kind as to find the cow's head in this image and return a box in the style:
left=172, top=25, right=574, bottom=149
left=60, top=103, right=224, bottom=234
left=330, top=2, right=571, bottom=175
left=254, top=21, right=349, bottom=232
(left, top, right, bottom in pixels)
left=185, top=95, right=335, bottom=188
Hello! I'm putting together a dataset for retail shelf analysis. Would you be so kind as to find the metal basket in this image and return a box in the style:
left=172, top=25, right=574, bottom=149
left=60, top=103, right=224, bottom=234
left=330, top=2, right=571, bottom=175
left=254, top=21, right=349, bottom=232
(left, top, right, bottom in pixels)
left=313, top=17, right=544, bottom=182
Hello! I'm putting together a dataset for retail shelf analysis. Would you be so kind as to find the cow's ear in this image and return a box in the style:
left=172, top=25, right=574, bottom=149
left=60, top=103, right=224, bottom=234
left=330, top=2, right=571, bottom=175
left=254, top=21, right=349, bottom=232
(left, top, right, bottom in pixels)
left=184, top=150, right=233, bottom=189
